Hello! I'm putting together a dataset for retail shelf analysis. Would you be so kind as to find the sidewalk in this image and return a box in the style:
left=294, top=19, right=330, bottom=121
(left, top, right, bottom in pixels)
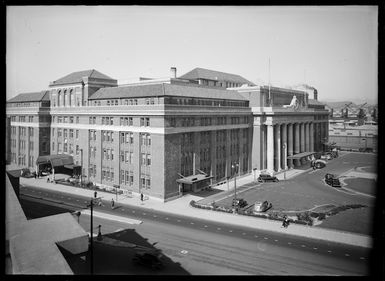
left=20, top=175, right=372, bottom=249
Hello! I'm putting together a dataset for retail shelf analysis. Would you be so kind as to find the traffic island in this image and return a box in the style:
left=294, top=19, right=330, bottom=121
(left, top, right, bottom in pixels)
left=189, top=200, right=368, bottom=227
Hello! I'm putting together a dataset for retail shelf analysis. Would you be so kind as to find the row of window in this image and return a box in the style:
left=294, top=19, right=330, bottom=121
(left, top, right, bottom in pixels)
left=120, top=151, right=134, bottom=164
left=8, top=102, right=43, bottom=108
left=120, top=170, right=134, bottom=186
left=52, top=88, right=82, bottom=107
left=120, top=132, right=134, bottom=145
left=55, top=116, right=79, bottom=124
left=53, top=114, right=248, bottom=128
left=103, top=148, right=115, bottom=161
left=102, top=168, right=115, bottom=182
left=88, top=96, right=248, bottom=108
left=56, top=128, right=79, bottom=139
left=102, top=130, right=114, bottom=142
left=11, top=115, right=50, bottom=123
left=54, top=142, right=80, bottom=155
left=166, top=96, right=248, bottom=107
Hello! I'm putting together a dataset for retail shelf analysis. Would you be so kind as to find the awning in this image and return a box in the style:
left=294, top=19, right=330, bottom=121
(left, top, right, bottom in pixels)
left=176, top=174, right=213, bottom=185
left=287, top=151, right=316, bottom=160
left=36, top=154, right=74, bottom=168
left=64, top=164, right=81, bottom=170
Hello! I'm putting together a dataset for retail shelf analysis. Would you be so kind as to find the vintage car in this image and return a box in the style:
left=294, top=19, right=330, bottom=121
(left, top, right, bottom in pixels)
left=257, top=173, right=279, bottom=183
left=253, top=201, right=272, bottom=212
left=311, top=159, right=326, bottom=169
left=325, top=173, right=341, bottom=188
left=231, top=198, right=248, bottom=208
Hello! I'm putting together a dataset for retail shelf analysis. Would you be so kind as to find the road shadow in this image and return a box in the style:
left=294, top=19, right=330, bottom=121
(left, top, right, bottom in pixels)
left=192, top=187, right=224, bottom=198
left=60, top=229, right=190, bottom=275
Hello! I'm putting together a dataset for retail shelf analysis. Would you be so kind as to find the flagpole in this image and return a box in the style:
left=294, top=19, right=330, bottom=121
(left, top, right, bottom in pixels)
left=268, top=58, right=271, bottom=106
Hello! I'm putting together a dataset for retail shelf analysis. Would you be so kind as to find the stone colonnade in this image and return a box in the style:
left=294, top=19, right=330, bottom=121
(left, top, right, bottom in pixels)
left=266, top=121, right=327, bottom=173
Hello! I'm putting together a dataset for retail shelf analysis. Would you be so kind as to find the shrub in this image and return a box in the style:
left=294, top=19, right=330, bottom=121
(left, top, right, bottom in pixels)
left=189, top=200, right=195, bottom=206
left=310, top=212, right=319, bottom=218
left=318, top=213, right=326, bottom=220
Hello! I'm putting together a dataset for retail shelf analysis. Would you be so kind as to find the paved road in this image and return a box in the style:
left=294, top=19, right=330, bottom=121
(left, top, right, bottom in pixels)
left=20, top=184, right=370, bottom=275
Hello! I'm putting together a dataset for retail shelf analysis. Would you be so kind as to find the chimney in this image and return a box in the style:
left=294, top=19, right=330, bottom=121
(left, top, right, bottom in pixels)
left=313, top=89, right=318, bottom=100
left=170, top=67, right=177, bottom=79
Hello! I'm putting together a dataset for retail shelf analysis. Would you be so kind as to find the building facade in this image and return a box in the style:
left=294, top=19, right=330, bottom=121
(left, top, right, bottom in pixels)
left=328, top=124, right=377, bottom=152
left=6, top=91, right=51, bottom=170
left=6, top=67, right=329, bottom=201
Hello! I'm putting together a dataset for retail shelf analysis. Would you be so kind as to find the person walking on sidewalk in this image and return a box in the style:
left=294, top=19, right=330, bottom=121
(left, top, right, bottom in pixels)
left=94, top=191, right=97, bottom=199
left=282, top=216, right=290, bottom=228
left=111, top=198, right=115, bottom=209
left=140, top=193, right=144, bottom=202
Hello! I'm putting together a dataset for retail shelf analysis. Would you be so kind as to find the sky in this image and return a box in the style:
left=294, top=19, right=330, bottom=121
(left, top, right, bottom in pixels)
left=6, top=6, right=378, bottom=104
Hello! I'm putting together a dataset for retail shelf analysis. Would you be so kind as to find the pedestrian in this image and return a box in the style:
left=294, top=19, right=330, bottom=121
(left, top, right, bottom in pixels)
left=111, top=198, right=114, bottom=209
left=47, top=176, right=50, bottom=183
left=282, top=216, right=288, bottom=228
left=94, top=191, right=97, bottom=198
left=140, top=193, right=144, bottom=202
left=34, top=172, right=37, bottom=179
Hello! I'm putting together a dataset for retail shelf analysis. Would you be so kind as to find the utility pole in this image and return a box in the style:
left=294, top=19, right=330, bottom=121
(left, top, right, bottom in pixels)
left=86, top=197, right=99, bottom=275
left=268, top=58, right=271, bottom=106
left=90, top=198, right=93, bottom=275
left=80, top=149, right=83, bottom=187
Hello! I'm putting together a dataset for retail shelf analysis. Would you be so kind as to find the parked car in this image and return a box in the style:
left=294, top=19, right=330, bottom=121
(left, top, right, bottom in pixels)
left=257, top=173, right=279, bottom=183
left=253, top=201, right=272, bottom=212
left=325, top=173, right=341, bottom=188
left=20, top=168, right=33, bottom=178
left=132, top=251, right=163, bottom=270
left=311, top=159, right=326, bottom=169
left=231, top=198, right=248, bottom=208
left=321, top=153, right=332, bottom=160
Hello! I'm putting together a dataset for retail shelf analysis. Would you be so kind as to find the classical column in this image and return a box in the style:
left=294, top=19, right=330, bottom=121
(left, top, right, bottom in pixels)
left=281, top=123, right=287, bottom=170
left=287, top=123, right=293, bottom=168
left=300, top=123, right=305, bottom=152
left=266, top=124, right=274, bottom=174
left=309, top=123, right=314, bottom=152
left=294, top=123, right=300, bottom=154
left=275, top=124, right=281, bottom=171
left=305, top=123, right=310, bottom=152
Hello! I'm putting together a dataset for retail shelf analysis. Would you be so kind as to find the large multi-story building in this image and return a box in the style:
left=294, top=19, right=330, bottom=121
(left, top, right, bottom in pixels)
left=6, top=67, right=329, bottom=201
left=6, top=91, right=51, bottom=170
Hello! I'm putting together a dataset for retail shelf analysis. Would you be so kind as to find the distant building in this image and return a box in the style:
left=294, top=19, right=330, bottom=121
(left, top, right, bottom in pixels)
left=329, top=124, right=377, bottom=152
left=7, top=67, right=329, bottom=201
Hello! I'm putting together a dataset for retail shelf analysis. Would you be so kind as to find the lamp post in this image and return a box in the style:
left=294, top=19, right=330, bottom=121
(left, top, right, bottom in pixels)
left=231, top=162, right=239, bottom=201
left=80, top=148, right=83, bottom=187
left=86, top=196, right=101, bottom=275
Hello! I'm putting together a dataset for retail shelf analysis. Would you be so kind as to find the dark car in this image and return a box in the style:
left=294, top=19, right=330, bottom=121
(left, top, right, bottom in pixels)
left=132, top=251, right=163, bottom=270
left=232, top=198, right=248, bottom=208
left=21, top=168, right=34, bottom=178
left=325, top=173, right=341, bottom=188
left=257, top=173, right=279, bottom=182
left=311, top=159, right=326, bottom=169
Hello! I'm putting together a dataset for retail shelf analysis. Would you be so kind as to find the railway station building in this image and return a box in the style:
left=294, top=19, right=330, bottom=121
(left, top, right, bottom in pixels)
left=6, top=67, right=329, bottom=201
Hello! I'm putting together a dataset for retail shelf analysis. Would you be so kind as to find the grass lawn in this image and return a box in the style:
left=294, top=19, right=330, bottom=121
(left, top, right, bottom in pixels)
left=316, top=207, right=374, bottom=236
left=343, top=178, right=377, bottom=196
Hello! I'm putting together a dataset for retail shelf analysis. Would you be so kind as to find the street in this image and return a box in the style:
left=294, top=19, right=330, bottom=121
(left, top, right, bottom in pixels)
left=19, top=185, right=370, bottom=275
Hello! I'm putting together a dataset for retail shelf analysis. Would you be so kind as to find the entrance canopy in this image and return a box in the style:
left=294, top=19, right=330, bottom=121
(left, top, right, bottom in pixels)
left=287, top=151, right=316, bottom=160
left=36, top=154, right=74, bottom=168
left=176, top=174, right=213, bottom=185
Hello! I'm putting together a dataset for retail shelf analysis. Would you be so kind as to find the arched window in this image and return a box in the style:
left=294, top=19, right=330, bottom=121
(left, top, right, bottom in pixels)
left=69, top=89, right=74, bottom=107
left=57, top=90, right=61, bottom=107
left=64, top=90, right=68, bottom=106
